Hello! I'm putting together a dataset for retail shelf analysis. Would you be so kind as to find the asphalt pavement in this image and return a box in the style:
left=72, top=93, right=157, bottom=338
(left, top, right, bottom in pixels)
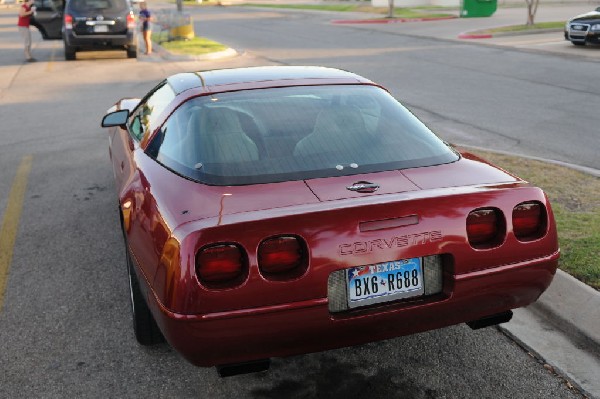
left=3, top=0, right=600, bottom=396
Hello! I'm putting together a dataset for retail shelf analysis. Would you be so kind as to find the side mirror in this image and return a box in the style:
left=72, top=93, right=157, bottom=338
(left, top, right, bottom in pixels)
left=101, top=109, right=129, bottom=127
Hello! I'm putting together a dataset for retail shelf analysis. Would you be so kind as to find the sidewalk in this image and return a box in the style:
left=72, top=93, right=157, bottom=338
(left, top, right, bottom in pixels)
left=501, top=270, right=600, bottom=398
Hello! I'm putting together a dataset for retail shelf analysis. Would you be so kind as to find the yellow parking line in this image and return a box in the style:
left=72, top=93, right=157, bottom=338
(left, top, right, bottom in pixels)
left=46, top=41, right=57, bottom=72
left=0, top=155, right=33, bottom=313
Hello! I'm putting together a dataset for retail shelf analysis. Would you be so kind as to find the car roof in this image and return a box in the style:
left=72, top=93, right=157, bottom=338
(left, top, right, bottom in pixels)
left=166, top=66, right=376, bottom=95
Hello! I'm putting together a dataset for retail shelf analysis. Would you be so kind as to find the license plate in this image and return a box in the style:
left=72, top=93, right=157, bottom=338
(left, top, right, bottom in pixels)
left=346, top=257, right=424, bottom=309
left=94, top=25, right=109, bottom=33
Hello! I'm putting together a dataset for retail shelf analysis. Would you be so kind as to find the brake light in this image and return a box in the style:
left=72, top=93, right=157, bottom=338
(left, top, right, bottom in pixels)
left=513, top=202, right=545, bottom=241
left=127, top=13, right=136, bottom=29
left=466, top=208, right=504, bottom=248
left=258, top=236, right=306, bottom=276
left=64, top=14, right=73, bottom=30
left=196, top=244, right=244, bottom=284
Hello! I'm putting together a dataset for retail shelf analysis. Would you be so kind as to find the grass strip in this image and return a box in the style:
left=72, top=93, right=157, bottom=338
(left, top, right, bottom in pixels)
left=153, top=35, right=227, bottom=55
left=475, top=21, right=566, bottom=34
left=240, top=3, right=454, bottom=18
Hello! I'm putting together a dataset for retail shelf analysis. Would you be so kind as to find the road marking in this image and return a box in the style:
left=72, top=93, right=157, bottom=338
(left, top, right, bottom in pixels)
left=46, top=44, right=55, bottom=72
left=0, top=155, right=33, bottom=313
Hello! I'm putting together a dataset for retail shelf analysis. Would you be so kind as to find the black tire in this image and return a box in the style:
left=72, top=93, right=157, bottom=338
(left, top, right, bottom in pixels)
left=64, top=43, right=76, bottom=61
left=571, top=41, right=586, bottom=46
left=125, top=241, right=165, bottom=346
left=127, top=46, right=137, bottom=59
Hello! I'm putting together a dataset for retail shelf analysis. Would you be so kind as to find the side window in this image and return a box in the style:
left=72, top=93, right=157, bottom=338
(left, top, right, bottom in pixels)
left=35, top=0, right=64, bottom=10
left=129, top=115, right=144, bottom=141
left=128, top=82, right=176, bottom=142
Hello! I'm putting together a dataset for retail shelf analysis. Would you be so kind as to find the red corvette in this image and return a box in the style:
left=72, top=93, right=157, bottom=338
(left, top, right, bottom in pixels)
left=101, top=66, right=559, bottom=376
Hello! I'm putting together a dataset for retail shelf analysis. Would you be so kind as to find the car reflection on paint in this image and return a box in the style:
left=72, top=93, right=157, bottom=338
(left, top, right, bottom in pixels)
left=101, top=66, right=559, bottom=377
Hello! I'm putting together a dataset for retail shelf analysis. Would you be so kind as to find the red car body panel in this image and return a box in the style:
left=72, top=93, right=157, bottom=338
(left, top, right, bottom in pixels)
left=104, top=67, right=559, bottom=368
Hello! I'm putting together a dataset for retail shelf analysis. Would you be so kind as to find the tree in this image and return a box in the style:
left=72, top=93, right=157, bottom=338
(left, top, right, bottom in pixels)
left=525, top=0, right=539, bottom=25
left=387, top=0, right=394, bottom=18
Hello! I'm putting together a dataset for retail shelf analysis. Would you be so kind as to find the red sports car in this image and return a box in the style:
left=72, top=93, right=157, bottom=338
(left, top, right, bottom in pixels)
left=101, top=66, right=559, bottom=376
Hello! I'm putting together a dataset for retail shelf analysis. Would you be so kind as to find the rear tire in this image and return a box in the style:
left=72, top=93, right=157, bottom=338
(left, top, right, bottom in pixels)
left=125, top=239, right=165, bottom=346
left=127, top=46, right=137, bottom=59
left=64, top=43, right=76, bottom=61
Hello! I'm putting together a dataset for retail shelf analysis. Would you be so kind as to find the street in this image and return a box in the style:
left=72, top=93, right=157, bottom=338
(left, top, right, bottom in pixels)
left=0, top=3, right=596, bottom=397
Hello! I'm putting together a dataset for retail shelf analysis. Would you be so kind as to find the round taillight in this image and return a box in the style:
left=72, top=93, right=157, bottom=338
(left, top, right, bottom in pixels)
left=196, top=244, right=244, bottom=284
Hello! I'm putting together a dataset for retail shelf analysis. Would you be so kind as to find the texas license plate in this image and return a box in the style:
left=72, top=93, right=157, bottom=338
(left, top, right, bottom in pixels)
left=346, top=258, right=424, bottom=308
left=94, top=25, right=109, bottom=33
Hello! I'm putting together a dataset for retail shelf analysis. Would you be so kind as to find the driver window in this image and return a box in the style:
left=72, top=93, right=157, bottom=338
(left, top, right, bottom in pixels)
left=128, top=82, right=176, bottom=142
left=129, top=116, right=144, bottom=141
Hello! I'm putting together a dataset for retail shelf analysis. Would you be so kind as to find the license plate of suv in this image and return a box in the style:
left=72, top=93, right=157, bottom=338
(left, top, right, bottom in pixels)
left=94, top=25, right=108, bottom=33
left=346, top=258, right=424, bottom=308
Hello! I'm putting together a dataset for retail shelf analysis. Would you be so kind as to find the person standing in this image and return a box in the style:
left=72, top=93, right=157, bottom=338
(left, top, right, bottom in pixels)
left=139, top=2, right=152, bottom=55
left=18, top=0, right=36, bottom=62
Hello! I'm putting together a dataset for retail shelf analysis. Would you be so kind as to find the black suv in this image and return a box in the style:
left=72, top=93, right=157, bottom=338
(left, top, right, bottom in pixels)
left=62, top=0, right=137, bottom=60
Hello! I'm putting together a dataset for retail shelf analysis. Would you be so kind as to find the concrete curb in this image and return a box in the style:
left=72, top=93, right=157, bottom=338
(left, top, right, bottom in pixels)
left=500, top=270, right=600, bottom=398
left=534, top=270, right=600, bottom=352
left=458, top=27, right=563, bottom=39
left=458, top=32, right=493, bottom=39
left=331, top=16, right=457, bottom=24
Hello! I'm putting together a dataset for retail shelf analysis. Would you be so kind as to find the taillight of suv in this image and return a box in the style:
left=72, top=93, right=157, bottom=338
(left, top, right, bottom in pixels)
left=64, top=14, right=73, bottom=30
left=127, top=13, right=136, bottom=30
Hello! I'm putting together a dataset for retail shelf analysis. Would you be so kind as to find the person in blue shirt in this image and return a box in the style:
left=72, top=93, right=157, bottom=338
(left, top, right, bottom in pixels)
left=139, top=2, right=152, bottom=55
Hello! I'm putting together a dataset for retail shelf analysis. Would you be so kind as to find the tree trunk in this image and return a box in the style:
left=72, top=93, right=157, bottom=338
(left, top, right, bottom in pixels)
left=525, top=0, right=539, bottom=26
left=387, top=0, right=394, bottom=18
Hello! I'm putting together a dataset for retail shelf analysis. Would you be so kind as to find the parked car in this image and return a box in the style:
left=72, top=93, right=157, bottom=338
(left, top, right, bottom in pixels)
left=31, top=0, right=65, bottom=40
left=62, top=0, right=137, bottom=60
left=101, top=66, right=559, bottom=377
left=564, top=7, right=600, bottom=46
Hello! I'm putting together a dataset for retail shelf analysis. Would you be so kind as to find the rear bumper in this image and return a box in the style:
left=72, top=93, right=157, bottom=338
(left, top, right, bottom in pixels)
left=64, top=31, right=136, bottom=49
left=147, top=251, right=559, bottom=367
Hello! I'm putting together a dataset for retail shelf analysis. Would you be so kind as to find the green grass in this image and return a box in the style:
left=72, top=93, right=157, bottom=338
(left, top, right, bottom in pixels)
left=153, top=35, right=227, bottom=55
left=472, top=150, right=600, bottom=290
left=476, top=21, right=566, bottom=34
left=243, top=3, right=359, bottom=12
left=240, top=3, right=455, bottom=18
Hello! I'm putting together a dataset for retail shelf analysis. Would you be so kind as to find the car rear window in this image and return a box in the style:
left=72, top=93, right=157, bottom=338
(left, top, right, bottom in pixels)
left=70, top=0, right=127, bottom=12
left=152, top=85, right=459, bottom=186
